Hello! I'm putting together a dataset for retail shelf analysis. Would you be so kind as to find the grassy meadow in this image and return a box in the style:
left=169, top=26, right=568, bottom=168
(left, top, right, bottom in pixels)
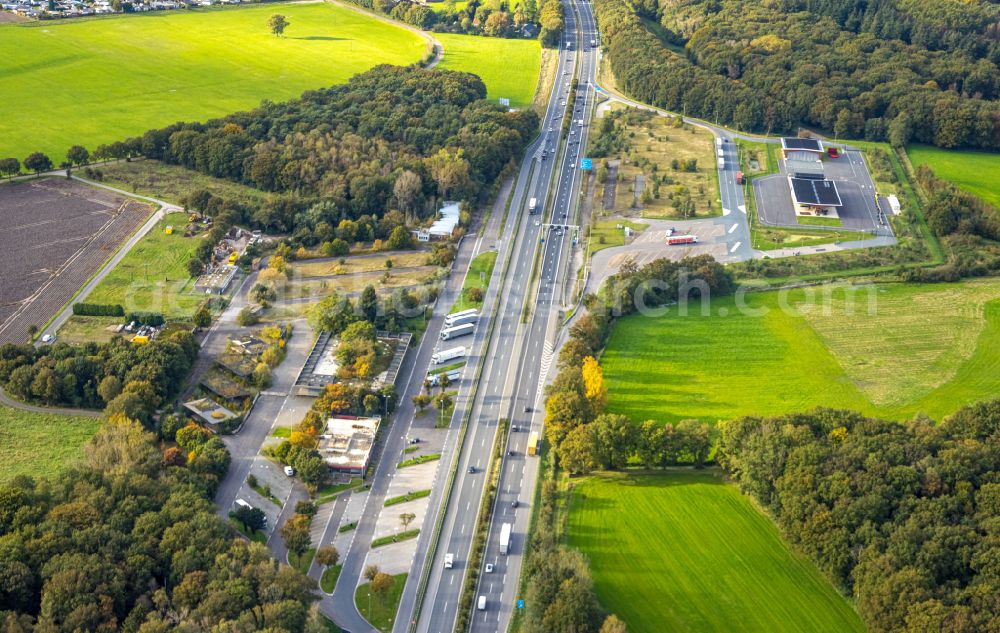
left=435, top=33, right=540, bottom=108
left=0, top=407, right=101, bottom=484
left=450, top=250, right=497, bottom=313
left=601, top=279, right=1000, bottom=424
left=908, top=144, right=1000, bottom=208
left=0, top=2, right=427, bottom=160
left=567, top=471, right=866, bottom=633
left=86, top=212, right=204, bottom=318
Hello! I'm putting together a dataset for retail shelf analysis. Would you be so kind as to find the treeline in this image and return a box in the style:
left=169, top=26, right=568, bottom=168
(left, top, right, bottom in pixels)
left=917, top=165, right=1000, bottom=242
left=0, top=332, right=197, bottom=420
left=134, top=66, right=535, bottom=229
left=0, top=415, right=328, bottom=632
left=719, top=401, right=1000, bottom=633
left=596, top=0, right=1000, bottom=149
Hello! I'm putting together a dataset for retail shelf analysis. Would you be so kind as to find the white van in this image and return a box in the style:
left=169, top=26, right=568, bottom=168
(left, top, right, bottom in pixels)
left=445, top=553, right=454, bottom=569
left=477, top=596, right=487, bottom=611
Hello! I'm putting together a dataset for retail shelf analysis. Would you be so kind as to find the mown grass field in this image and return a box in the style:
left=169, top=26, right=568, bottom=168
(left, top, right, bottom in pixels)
left=0, top=2, right=427, bottom=160
left=908, top=144, right=1000, bottom=208
left=86, top=212, right=204, bottom=318
left=354, top=573, right=407, bottom=633
left=602, top=279, right=1000, bottom=424
left=0, top=407, right=101, bottom=484
left=588, top=219, right=647, bottom=253
left=567, top=471, right=866, bottom=633
left=435, top=33, right=540, bottom=108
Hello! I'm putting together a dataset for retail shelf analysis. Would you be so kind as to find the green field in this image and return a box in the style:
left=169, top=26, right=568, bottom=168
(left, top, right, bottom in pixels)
left=0, top=407, right=101, bottom=484
left=450, top=250, right=497, bottom=313
left=0, top=2, right=427, bottom=160
left=354, top=573, right=407, bottom=633
left=86, top=212, right=205, bottom=318
left=435, top=33, right=540, bottom=108
left=567, top=471, right=866, bottom=633
left=908, top=144, right=1000, bottom=208
left=602, top=279, right=1000, bottom=424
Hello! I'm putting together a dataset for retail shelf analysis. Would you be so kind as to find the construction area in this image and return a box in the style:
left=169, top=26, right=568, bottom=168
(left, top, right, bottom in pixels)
left=0, top=178, right=151, bottom=345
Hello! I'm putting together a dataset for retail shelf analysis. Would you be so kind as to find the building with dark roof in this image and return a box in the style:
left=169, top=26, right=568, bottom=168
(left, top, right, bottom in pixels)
left=781, top=137, right=824, bottom=158
left=788, top=174, right=842, bottom=215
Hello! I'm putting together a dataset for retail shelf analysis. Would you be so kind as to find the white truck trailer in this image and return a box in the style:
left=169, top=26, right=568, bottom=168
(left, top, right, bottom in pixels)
left=445, top=309, right=478, bottom=327
left=499, top=522, right=512, bottom=555
left=431, top=346, right=466, bottom=365
left=440, top=323, right=475, bottom=341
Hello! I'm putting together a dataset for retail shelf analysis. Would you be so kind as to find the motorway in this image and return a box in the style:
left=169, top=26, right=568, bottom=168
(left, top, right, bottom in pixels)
left=415, top=1, right=600, bottom=631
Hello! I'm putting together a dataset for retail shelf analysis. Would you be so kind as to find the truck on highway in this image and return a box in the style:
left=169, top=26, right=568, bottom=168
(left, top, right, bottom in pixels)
left=529, top=197, right=537, bottom=214
left=444, top=309, right=478, bottom=327
left=667, top=235, right=699, bottom=245
left=445, top=553, right=454, bottom=569
left=499, top=522, right=512, bottom=555
left=431, top=346, right=466, bottom=365
left=527, top=431, right=539, bottom=456
left=440, top=323, right=474, bottom=341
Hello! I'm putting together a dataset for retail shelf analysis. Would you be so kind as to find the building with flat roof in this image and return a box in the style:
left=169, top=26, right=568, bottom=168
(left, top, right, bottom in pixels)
left=194, top=264, right=237, bottom=295
left=788, top=173, right=842, bottom=216
left=317, top=415, right=381, bottom=474
left=781, top=137, right=824, bottom=159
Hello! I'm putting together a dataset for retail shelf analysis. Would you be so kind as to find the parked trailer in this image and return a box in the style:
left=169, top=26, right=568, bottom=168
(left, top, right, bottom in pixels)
left=427, top=368, right=462, bottom=387
left=529, top=197, right=537, bottom=214
left=440, top=323, right=475, bottom=341
left=667, top=235, right=699, bottom=245
left=445, top=312, right=478, bottom=328
left=527, top=431, right=539, bottom=456
left=444, top=309, right=478, bottom=327
left=717, top=157, right=725, bottom=169
left=431, top=346, right=466, bottom=365
left=715, top=137, right=723, bottom=148
left=499, top=522, right=512, bottom=555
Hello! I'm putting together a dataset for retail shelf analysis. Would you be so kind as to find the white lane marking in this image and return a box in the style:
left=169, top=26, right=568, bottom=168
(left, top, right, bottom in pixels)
left=722, top=207, right=731, bottom=216
left=739, top=204, right=747, bottom=214
left=730, top=241, right=742, bottom=253
left=728, top=224, right=738, bottom=234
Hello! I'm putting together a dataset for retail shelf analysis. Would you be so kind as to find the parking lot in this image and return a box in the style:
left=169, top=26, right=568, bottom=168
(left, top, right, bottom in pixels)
left=755, top=149, right=891, bottom=234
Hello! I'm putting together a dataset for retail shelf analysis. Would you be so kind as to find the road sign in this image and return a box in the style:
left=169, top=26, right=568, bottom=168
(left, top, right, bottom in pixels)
left=580, top=158, right=593, bottom=170
left=517, top=600, right=525, bottom=609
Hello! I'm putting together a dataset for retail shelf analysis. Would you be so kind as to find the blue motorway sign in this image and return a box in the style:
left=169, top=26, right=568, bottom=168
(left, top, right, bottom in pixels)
left=580, top=158, right=593, bottom=170
left=517, top=600, right=525, bottom=610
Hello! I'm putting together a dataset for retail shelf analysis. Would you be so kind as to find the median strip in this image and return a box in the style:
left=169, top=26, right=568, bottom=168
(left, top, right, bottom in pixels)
left=384, top=489, right=431, bottom=507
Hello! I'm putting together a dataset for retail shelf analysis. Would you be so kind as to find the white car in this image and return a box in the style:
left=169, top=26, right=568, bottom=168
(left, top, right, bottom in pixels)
left=284, top=465, right=295, bottom=477
left=41, top=334, right=53, bottom=343
left=485, top=563, right=494, bottom=573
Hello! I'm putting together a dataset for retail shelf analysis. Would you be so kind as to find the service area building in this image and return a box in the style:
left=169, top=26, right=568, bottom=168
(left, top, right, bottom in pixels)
left=317, top=415, right=381, bottom=475
left=788, top=173, right=843, bottom=216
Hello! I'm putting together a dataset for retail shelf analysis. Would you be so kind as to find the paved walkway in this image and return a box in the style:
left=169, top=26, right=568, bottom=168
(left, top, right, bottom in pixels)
left=0, top=384, right=101, bottom=418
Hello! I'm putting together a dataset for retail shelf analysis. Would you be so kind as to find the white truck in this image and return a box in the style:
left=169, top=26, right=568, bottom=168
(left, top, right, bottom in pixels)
left=445, top=553, right=454, bottom=569
left=445, top=312, right=478, bottom=328
left=440, top=323, right=474, bottom=341
left=715, top=137, right=723, bottom=148
left=431, top=346, right=466, bottom=365
left=444, top=309, right=478, bottom=328
left=529, top=197, right=537, bottom=214
left=499, top=522, right=512, bottom=555
left=717, top=157, right=725, bottom=169
left=427, top=368, right=462, bottom=387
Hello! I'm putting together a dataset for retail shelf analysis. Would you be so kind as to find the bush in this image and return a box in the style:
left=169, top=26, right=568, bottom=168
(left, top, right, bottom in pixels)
left=73, top=303, right=125, bottom=317
left=237, top=307, right=259, bottom=327
left=126, top=311, right=165, bottom=327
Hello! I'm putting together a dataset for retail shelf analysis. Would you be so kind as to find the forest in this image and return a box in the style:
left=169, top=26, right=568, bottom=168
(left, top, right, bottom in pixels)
left=0, top=414, right=326, bottom=633
left=0, top=333, right=198, bottom=420
left=102, top=65, right=537, bottom=244
left=596, top=0, right=1000, bottom=149
left=719, top=401, right=1000, bottom=633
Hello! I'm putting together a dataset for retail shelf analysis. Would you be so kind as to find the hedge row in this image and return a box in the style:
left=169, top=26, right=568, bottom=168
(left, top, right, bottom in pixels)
left=72, top=303, right=125, bottom=317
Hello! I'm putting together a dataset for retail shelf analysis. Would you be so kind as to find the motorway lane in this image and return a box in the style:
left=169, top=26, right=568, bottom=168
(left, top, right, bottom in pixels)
left=415, top=6, right=589, bottom=631
left=467, top=3, right=601, bottom=631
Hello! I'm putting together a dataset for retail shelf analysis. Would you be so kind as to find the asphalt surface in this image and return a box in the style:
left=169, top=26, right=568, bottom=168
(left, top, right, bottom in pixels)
left=416, top=2, right=601, bottom=631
